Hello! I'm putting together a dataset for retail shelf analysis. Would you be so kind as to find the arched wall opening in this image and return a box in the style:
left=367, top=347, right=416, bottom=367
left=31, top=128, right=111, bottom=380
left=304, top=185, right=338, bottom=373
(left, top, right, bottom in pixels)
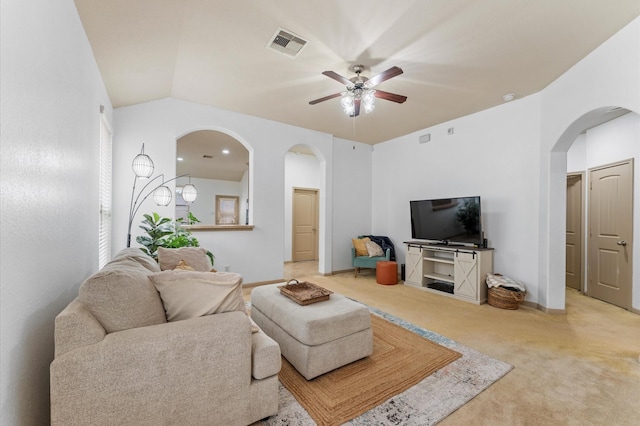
left=174, top=126, right=254, bottom=227
left=548, top=106, right=639, bottom=312
left=283, top=144, right=328, bottom=274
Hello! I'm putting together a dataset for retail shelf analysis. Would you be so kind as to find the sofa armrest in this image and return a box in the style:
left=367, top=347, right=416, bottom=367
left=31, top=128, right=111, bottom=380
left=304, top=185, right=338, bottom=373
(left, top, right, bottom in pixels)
left=51, top=311, right=253, bottom=425
left=251, top=330, right=281, bottom=379
left=54, top=298, right=106, bottom=357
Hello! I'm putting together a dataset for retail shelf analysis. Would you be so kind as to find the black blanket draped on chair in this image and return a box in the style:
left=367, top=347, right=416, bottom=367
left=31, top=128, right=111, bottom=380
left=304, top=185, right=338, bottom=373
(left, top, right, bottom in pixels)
left=365, top=235, right=396, bottom=261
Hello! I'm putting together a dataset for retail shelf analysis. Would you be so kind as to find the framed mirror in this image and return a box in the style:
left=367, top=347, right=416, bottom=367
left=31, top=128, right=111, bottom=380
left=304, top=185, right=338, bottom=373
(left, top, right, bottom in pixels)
left=176, top=130, right=251, bottom=229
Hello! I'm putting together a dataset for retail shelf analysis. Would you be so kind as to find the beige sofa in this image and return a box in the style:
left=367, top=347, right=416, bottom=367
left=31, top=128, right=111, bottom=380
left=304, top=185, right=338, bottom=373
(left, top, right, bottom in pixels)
left=50, top=248, right=281, bottom=426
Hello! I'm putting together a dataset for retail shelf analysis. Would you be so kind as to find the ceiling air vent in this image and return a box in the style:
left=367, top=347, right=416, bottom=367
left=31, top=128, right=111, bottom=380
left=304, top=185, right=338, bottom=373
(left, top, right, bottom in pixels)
left=267, top=28, right=308, bottom=58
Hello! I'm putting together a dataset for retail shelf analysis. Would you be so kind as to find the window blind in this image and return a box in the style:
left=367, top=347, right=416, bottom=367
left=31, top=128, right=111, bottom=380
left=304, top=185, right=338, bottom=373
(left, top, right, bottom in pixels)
left=98, top=111, right=113, bottom=269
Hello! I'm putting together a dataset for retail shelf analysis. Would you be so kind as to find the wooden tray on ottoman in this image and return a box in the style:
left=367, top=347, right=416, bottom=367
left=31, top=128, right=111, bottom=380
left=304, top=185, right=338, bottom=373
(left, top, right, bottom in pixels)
left=278, top=279, right=333, bottom=305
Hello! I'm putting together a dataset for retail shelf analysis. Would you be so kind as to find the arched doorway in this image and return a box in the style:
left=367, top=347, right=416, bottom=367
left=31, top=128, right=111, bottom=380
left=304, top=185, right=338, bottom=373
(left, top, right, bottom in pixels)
left=284, top=144, right=324, bottom=272
left=550, top=107, right=639, bottom=312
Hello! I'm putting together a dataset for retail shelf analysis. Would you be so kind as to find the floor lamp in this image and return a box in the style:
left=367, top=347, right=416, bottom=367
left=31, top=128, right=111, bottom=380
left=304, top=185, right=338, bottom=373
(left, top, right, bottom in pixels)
left=127, top=144, right=198, bottom=247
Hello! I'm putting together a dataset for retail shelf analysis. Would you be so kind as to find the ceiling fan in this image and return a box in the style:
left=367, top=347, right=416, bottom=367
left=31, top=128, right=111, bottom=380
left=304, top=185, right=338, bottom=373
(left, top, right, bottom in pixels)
left=309, top=64, right=407, bottom=117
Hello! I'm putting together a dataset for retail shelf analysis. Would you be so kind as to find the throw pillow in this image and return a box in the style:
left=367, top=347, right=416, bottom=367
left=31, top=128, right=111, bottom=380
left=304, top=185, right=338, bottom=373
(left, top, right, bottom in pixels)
left=174, top=260, right=195, bottom=271
left=149, top=271, right=246, bottom=321
left=352, top=237, right=370, bottom=257
left=366, top=240, right=384, bottom=257
left=157, top=247, right=211, bottom=272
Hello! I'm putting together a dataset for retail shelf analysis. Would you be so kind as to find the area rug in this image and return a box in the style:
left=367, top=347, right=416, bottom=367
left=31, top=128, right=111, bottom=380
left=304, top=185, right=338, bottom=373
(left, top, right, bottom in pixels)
left=279, top=314, right=462, bottom=425
left=254, top=305, right=513, bottom=425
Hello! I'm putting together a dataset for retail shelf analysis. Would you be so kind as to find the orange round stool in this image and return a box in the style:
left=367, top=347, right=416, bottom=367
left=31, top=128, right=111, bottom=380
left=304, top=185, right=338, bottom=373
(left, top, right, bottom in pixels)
left=376, top=261, right=398, bottom=285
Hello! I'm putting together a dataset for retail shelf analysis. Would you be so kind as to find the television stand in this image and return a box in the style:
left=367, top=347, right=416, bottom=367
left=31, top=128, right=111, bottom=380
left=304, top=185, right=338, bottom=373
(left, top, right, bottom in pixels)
left=404, top=241, right=494, bottom=304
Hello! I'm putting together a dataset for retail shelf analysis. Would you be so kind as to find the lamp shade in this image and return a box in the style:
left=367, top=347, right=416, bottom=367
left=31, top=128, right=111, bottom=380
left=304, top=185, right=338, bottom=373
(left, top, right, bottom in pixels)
left=341, top=93, right=355, bottom=115
left=153, top=185, right=172, bottom=206
left=362, top=89, right=376, bottom=106
left=182, top=183, right=198, bottom=203
left=132, top=153, right=154, bottom=178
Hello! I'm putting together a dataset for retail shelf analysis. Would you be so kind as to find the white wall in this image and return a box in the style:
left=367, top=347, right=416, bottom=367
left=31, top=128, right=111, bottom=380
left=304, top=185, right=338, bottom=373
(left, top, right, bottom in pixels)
left=113, top=98, right=337, bottom=283
left=585, top=112, right=640, bottom=168
left=284, top=152, right=322, bottom=262
left=0, top=1, right=112, bottom=424
left=540, top=16, right=640, bottom=311
left=331, top=138, right=374, bottom=271
left=176, top=176, right=243, bottom=224
left=372, top=95, right=542, bottom=299
left=567, top=133, right=587, bottom=172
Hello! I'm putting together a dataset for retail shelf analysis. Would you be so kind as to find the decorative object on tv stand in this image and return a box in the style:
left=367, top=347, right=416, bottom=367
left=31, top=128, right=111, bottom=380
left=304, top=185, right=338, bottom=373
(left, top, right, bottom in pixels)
left=127, top=143, right=198, bottom=247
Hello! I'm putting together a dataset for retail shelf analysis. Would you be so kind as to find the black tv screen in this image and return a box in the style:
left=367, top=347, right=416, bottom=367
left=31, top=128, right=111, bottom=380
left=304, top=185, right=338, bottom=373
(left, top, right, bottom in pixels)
left=410, top=196, right=482, bottom=245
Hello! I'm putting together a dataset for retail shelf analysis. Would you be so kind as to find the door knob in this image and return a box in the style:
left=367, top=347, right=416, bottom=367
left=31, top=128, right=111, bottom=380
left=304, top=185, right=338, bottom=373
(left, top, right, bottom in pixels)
left=617, top=240, right=627, bottom=246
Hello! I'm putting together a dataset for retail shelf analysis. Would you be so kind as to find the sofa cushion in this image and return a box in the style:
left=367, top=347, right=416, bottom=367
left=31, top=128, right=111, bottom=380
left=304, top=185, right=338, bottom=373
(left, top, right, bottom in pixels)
left=149, top=271, right=245, bottom=321
left=79, top=256, right=167, bottom=333
left=352, top=237, right=370, bottom=257
left=158, top=247, right=211, bottom=271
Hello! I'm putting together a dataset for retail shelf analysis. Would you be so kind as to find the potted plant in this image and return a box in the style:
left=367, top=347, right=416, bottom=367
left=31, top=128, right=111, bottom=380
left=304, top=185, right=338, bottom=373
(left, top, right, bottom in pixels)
left=136, top=212, right=214, bottom=265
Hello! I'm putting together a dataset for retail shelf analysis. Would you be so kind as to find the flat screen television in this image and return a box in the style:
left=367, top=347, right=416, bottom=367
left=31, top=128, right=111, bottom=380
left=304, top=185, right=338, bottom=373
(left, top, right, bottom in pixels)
left=410, top=196, right=482, bottom=246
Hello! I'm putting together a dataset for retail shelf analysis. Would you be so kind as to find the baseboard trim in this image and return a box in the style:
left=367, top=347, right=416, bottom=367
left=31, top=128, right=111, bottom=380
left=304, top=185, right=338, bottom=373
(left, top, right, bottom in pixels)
left=329, top=269, right=354, bottom=275
left=630, top=306, right=640, bottom=315
left=242, top=279, right=284, bottom=288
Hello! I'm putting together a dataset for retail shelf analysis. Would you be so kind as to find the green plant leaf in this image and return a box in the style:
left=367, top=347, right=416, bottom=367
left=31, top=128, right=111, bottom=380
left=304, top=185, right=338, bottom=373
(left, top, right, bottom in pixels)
left=135, top=212, right=214, bottom=262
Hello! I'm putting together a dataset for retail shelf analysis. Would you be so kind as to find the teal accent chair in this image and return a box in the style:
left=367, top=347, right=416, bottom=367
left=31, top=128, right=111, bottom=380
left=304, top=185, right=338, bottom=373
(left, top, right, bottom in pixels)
left=351, top=241, right=391, bottom=278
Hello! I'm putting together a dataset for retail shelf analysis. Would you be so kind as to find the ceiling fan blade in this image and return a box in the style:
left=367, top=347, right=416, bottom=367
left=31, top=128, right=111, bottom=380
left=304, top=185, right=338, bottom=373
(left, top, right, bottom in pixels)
left=322, top=70, right=352, bottom=86
left=374, top=90, right=407, bottom=103
left=309, top=93, right=342, bottom=105
left=364, top=66, right=403, bottom=88
left=350, top=99, right=361, bottom=117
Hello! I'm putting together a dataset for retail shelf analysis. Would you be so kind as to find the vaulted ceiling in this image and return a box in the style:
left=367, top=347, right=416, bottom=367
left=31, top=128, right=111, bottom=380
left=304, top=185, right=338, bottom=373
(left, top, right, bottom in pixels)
left=75, top=0, right=640, bottom=144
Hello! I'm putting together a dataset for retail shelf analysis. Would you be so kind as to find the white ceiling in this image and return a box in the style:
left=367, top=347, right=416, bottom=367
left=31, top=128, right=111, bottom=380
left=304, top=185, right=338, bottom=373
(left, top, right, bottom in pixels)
left=75, top=0, right=640, bottom=145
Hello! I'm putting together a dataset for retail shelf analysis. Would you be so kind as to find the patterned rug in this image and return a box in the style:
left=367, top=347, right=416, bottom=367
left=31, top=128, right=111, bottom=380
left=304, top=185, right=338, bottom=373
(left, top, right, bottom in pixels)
left=255, top=305, right=513, bottom=425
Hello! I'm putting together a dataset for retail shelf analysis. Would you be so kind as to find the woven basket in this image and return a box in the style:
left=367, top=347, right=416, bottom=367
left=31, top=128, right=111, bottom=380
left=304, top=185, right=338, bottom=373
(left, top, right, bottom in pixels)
left=278, top=279, right=333, bottom=305
left=487, top=286, right=526, bottom=310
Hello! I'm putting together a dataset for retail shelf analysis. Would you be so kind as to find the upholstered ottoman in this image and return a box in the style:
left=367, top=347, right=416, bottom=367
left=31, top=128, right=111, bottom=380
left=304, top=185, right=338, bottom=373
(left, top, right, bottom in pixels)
left=251, top=283, right=373, bottom=380
left=376, top=260, right=398, bottom=285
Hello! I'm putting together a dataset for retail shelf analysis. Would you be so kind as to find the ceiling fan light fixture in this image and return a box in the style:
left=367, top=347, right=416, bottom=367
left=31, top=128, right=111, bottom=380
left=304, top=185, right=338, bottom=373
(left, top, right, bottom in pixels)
left=362, top=89, right=376, bottom=106
left=363, top=102, right=375, bottom=114
left=310, top=65, right=405, bottom=117
left=340, top=92, right=355, bottom=114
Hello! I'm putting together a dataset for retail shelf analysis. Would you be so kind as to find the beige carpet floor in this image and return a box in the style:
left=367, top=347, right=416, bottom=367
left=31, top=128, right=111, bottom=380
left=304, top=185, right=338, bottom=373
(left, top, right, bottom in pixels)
left=245, top=261, right=640, bottom=425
